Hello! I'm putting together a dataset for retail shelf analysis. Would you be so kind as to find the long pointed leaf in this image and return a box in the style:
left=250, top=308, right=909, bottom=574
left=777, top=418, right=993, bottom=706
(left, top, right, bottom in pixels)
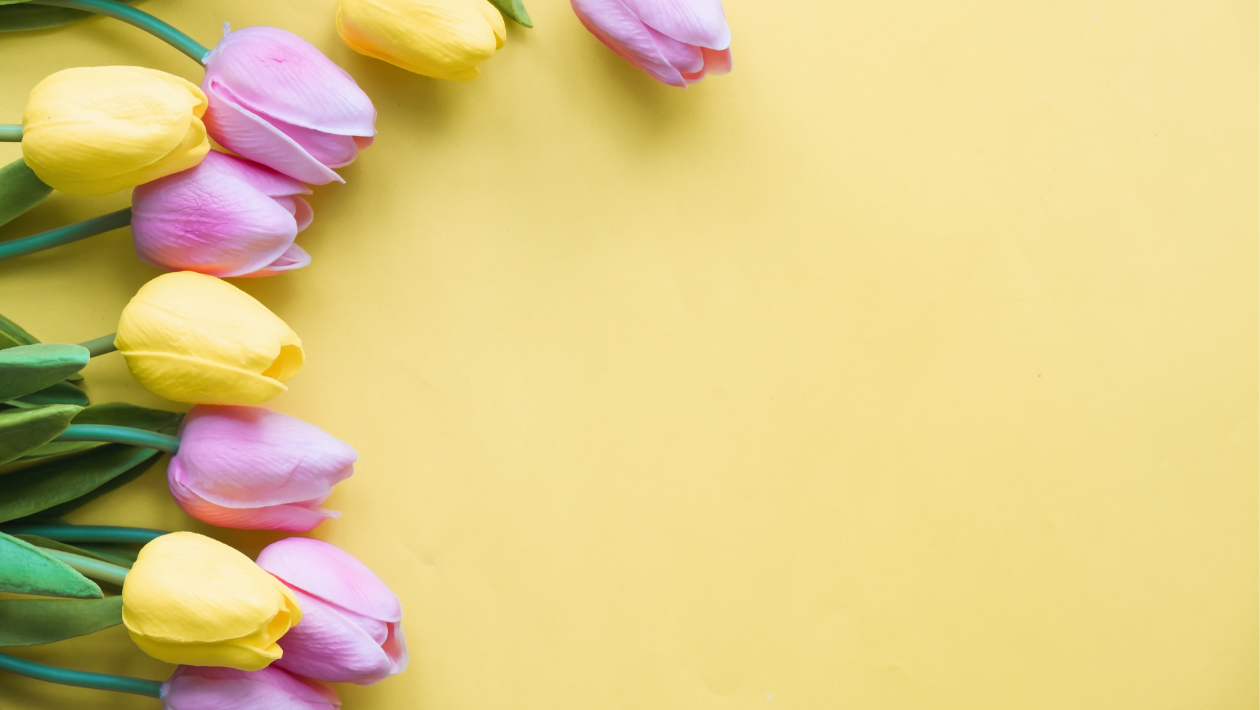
left=0, top=344, right=89, bottom=402
left=13, top=380, right=89, bottom=407
left=0, top=596, right=122, bottom=646
left=0, top=445, right=159, bottom=523
left=0, top=405, right=81, bottom=465
left=36, top=452, right=163, bottom=519
left=13, top=535, right=132, bottom=567
left=0, top=312, right=38, bottom=351
left=0, top=531, right=101, bottom=598
left=14, top=403, right=182, bottom=463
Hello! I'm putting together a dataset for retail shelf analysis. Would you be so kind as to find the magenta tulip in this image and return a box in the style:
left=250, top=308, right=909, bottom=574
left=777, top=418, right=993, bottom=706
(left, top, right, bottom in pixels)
left=202, top=25, right=377, bottom=185
left=162, top=665, right=340, bottom=710
left=168, top=406, right=357, bottom=531
left=258, top=538, right=408, bottom=685
left=131, top=151, right=314, bottom=278
left=571, top=0, right=732, bottom=87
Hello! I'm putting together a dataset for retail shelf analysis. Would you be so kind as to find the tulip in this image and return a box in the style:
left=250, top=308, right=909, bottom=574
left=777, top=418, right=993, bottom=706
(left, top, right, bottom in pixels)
left=337, top=0, right=507, bottom=82
left=21, top=66, right=209, bottom=195
left=168, top=405, right=358, bottom=531
left=570, top=0, right=732, bottom=87
left=123, top=532, right=303, bottom=671
left=202, top=25, right=377, bottom=185
left=162, top=665, right=340, bottom=710
left=115, top=271, right=304, bottom=406
left=131, top=151, right=314, bottom=278
left=258, top=538, right=407, bottom=685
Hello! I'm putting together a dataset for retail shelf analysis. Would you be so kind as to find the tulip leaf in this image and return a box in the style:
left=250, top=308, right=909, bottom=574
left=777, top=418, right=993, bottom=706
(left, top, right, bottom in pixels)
left=0, top=159, right=52, bottom=228
left=13, top=535, right=131, bottom=567
left=75, top=543, right=140, bottom=566
left=485, top=0, right=531, bottom=27
left=12, top=380, right=89, bottom=407
left=13, top=403, right=182, bottom=463
left=0, top=444, right=160, bottom=524
left=0, top=312, right=39, bottom=351
left=0, top=343, right=90, bottom=403
left=0, top=596, right=123, bottom=646
left=0, top=404, right=81, bottom=466
left=0, top=0, right=135, bottom=32
left=0, top=531, right=101, bottom=599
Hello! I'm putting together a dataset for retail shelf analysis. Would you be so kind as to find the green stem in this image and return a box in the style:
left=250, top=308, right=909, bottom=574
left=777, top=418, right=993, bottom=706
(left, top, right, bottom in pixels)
left=28, top=0, right=210, bottom=64
left=55, top=425, right=180, bottom=454
left=78, top=334, right=118, bottom=358
left=0, top=652, right=162, bottom=698
left=0, top=208, right=132, bottom=261
left=40, top=549, right=129, bottom=586
left=0, top=525, right=167, bottom=545
left=0, top=125, right=20, bottom=142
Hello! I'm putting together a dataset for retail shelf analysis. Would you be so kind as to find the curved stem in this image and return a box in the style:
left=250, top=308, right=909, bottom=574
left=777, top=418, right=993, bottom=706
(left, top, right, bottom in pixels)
left=0, top=208, right=132, bottom=261
left=54, top=425, right=180, bottom=454
left=40, top=549, right=129, bottom=586
left=78, top=334, right=118, bottom=358
left=27, top=0, right=210, bottom=64
left=0, top=525, right=167, bottom=545
left=0, top=652, right=162, bottom=698
left=0, top=125, right=20, bottom=142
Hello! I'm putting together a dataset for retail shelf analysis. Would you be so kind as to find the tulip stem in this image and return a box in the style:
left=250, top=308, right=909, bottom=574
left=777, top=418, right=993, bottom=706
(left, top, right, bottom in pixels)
left=27, top=0, right=211, bottom=64
left=0, top=208, right=133, bottom=261
left=78, top=333, right=119, bottom=358
left=0, top=525, right=166, bottom=544
left=0, top=652, right=162, bottom=698
left=55, top=425, right=180, bottom=454
left=41, top=549, right=130, bottom=586
left=0, top=125, right=20, bottom=142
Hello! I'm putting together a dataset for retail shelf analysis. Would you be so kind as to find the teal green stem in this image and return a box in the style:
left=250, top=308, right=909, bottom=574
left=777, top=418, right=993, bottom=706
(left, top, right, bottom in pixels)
left=0, top=208, right=132, bottom=261
left=78, top=333, right=118, bottom=358
left=41, top=549, right=129, bottom=586
left=55, top=425, right=180, bottom=454
left=0, top=525, right=167, bottom=544
left=0, top=125, right=20, bottom=142
left=0, top=652, right=162, bottom=698
left=28, top=0, right=210, bottom=64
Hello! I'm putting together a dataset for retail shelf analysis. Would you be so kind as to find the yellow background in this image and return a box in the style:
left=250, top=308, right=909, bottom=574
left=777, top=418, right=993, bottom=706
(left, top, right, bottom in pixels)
left=1, top=0, right=1256, bottom=707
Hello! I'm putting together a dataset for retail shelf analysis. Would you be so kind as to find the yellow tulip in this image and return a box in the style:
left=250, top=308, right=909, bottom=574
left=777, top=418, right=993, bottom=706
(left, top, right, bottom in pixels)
left=115, top=271, right=304, bottom=406
left=337, top=0, right=507, bottom=81
left=22, top=66, right=209, bottom=196
left=122, top=532, right=302, bottom=671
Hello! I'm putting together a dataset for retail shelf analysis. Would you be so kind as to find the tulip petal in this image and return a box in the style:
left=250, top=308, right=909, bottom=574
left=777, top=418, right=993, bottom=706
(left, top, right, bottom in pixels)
left=476, top=0, right=507, bottom=49
left=621, top=0, right=730, bottom=49
left=701, top=45, right=732, bottom=75
left=170, top=475, right=340, bottom=531
left=262, top=115, right=364, bottom=169
left=258, top=538, right=402, bottom=623
left=335, top=0, right=501, bottom=82
left=290, top=198, right=314, bottom=232
left=383, top=622, right=409, bottom=675
left=204, top=26, right=376, bottom=137
left=203, top=82, right=343, bottom=185
left=201, top=150, right=311, bottom=197
left=273, top=588, right=396, bottom=685
left=243, top=243, right=313, bottom=279
left=164, top=666, right=340, bottom=709
left=571, top=0, right=687, bottom=87
left=646, top=25, right=703, bottom=74
left=119, top=351, right=288, bottom=406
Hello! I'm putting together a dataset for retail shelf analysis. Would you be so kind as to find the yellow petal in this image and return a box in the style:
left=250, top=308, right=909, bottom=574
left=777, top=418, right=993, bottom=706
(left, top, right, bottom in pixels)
left=118, top=351, right=288, bottom=405
left=475, top=0, right=507, bottom=50
left=336, top=0, right=499, bottom=81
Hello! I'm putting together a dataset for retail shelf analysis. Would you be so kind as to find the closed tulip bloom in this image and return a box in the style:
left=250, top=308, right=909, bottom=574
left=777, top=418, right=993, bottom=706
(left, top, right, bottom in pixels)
left=131, top=151, right=314, bottom=278
left=258, top=538, right=408, bottom=685
left=124, top=532, right=303, bottom=671
left=115, top=271, right=304, bottom=406
left=202, top=26, right=376, bottom=185
left=21, top=66, right=209, bottom=195
left=337, top=0, right=506, bottom=81
left=162, top=665, right=340, bottom=710
left=169, top=405, right=358, bottom=531
left=571, top=0, right=732, bottom=87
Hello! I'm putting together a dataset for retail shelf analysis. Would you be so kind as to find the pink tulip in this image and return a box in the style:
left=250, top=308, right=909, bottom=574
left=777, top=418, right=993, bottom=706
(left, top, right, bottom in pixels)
left=131, top=151, right=314, bottom=278
left=161, top=665, right=340, bottom=710
left=571, top=0, right=732, bottom=87
left=168, top=406, right=357, bottom=532
left=202, top=25, right=377, bottom=185
left=258, top=538, right=408, bottom=685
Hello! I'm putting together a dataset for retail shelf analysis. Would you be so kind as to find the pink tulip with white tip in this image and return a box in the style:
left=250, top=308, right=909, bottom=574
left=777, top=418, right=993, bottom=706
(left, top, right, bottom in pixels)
left=571, top=0, right=732, bottom=87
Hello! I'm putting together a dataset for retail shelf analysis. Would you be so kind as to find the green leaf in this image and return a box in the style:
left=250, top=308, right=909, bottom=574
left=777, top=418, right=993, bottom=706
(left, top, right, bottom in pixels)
left=75, top=543, right=139, bottom=566
left=0, top=531, right=100, bottom=599
left=484, top=0, right=531, bottom=27
left=13, top=380, right=88, bottom=407
left=0, top=343, right=90, bottom=402
left=36, top=451, right=162, bottom=519
left=0, top=159, right=52, bottom=228
left=0, top=596, right=122, bottom=646
left=13, top=535, right=130, bottom=567
left=0, top=444, right=159, bottom=524
left=0, top=312, right=38, bottom=351
left=12, top=403, right=182, bottom=463
left=0, top=1, right=103, bottom=31
left=0, top=404, right=81, bottom=466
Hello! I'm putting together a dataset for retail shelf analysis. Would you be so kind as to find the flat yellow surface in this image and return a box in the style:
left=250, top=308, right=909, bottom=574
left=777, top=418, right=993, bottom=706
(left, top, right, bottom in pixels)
left=0, top=0, right=1256, bottom=708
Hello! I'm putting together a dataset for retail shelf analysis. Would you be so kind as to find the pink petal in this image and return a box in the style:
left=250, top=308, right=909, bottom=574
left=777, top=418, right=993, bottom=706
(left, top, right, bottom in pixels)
left=382, top=623, right=409, bottom=675
left=204, top=26, right=376, bottom=137
left=169, top=474, right=340, bottom=531
left=202, top=81, right=343, bottom=185
left=241, top=243, right=312, bottom=279
left=273, top=588, right=396, bottom=685
left=262, top=116, right=363, bottom=169
left=199, top=150, right=311, bottom=197
left=646, top=25, right=703, bottom=73
left=257, top=538, right=402, bottom=623
left=701, top=45, right=732, bottom=74
left=269, top=196, right=314, bottom=232
left=621, top=0, right=731, bottom=49
left=571, top=0, right=687, bottom=87
left=163, top=665, right=340, bottom=709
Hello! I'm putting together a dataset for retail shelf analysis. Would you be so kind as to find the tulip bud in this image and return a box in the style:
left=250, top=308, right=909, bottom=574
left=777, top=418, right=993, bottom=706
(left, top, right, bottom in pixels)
left=115, top=271, right=304, bottom=406
left=336, top=0, right=506, bottom=82
left=161, top=665, right=340, bottom=710
left=21, top=66, right=210, bottom=196
left=570, top=0, right=732, bottom=87
left=131, top=151, right=314, bottom=278
left=201, top=25, right=377, bottom=185
left=169, top=405, right=357, bottom=531
left=124, top=532, right=303, bottom=671
left=258, top=538, right=407, bottom=685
